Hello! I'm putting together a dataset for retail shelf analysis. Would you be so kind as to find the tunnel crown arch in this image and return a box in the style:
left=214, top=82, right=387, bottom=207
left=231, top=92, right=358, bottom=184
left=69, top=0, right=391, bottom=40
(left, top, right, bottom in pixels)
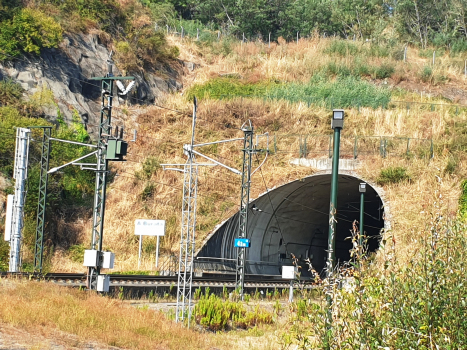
left=197, top=174, right=386, bottom=276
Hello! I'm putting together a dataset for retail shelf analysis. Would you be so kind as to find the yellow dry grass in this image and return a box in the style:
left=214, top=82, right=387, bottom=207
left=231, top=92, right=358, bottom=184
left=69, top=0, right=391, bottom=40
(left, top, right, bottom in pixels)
left=0, top=279, right=212, bottom=350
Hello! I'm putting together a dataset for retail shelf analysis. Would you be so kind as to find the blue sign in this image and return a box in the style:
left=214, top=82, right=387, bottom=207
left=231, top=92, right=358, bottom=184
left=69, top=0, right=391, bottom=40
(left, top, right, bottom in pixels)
left=234, top=238, right=251, bottom=248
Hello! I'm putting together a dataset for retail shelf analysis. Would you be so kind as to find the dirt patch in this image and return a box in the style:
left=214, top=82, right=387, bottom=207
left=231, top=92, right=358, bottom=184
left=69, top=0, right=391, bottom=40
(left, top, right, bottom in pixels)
left=0, top=322, right=122, bottom=350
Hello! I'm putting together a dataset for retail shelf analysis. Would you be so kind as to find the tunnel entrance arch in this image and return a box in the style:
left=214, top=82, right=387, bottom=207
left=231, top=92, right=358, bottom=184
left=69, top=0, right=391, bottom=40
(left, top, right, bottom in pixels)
left=197, top=173, right=387, bottom=276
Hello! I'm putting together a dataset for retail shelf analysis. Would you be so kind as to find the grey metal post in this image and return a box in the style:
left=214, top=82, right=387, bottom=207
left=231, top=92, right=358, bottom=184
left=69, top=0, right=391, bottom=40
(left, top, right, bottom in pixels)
left=138, top=235, right=143, bottom=269
left=155, top=235, right=160, bottom=268
left=9, top=128, right=30, bottom=272
left=433, top=51, right=436, bottom=66
left=297, top=31, right=299, bottom=44
left=197, top=28, right=199, bottom=40
left=289, top=280, right=294, bottom=302
left=236, top=121, right=254, bottom=300
left=268, top=32, right=271, bottom=48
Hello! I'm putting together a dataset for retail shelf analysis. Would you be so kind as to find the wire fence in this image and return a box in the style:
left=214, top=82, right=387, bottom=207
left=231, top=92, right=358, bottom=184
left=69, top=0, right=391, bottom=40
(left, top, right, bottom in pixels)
left=256, top=134, right=433, bottom=160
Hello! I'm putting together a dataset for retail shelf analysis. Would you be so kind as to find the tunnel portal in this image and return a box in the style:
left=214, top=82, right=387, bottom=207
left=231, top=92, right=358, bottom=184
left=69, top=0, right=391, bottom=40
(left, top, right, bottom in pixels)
left=197, top=174, right=385, bottom=276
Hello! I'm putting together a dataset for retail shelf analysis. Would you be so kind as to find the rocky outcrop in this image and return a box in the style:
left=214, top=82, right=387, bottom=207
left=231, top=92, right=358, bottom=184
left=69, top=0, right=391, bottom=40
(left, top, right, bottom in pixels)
left=0, top=32, right=185, bottom=129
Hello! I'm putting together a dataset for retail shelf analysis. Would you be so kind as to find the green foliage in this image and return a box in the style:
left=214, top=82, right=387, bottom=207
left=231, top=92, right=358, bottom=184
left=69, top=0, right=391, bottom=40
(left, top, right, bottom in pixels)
left=324, top=40, right=359, bottom=56
left=0, top=8, right=62, bottom=59
left=459, top=180, right=467, bottom=220
left=68, top=244, right=86, bottom=263
left=186, top=77, right=274, bottom=101
left=420, top=66, right=433, bottom=83
left=193, top=291, right=273, bottom=331
left=188, top=74, right=391, bottom=110
left=283, top=208, right=467, bottom=348
left=135, top=156, right=161, bottom=180
left=377, top=166, right=410, bottom=185
left=0, top=79, right=24, bottom=105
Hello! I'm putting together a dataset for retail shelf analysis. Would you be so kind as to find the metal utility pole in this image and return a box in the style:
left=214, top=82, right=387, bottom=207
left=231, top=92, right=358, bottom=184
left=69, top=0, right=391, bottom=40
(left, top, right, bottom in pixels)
left=326, top=110, right=344, bottom=277
left=359, top=183, right=366, bottom=247
left=236, top=121, right=254, bottom=299
left=9, top=128, right=30, bottom=272
left=175, top=98, right=199, bottom=324
left=87, top=54, right=133, bottom=289
left=33, top=127, right=51, bottom=273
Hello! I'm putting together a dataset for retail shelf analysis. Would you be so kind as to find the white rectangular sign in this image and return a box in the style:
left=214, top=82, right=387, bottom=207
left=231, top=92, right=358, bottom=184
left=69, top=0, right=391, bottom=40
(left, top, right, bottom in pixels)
left=134, top=219, right=166, bottom=236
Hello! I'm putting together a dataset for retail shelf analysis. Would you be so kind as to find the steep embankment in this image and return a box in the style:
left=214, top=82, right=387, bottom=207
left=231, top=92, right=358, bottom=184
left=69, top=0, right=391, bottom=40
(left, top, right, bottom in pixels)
left=70, top=36, right=467, bottom=273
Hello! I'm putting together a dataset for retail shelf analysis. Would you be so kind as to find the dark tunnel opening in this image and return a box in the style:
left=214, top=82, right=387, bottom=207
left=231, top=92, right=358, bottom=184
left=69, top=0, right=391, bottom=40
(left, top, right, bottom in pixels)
left=197, top=174, right=385, bottom=277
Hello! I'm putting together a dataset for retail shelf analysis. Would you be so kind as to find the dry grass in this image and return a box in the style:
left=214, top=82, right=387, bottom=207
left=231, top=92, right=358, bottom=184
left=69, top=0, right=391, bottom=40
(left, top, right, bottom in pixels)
left=0, top=279, right=211, bottom=350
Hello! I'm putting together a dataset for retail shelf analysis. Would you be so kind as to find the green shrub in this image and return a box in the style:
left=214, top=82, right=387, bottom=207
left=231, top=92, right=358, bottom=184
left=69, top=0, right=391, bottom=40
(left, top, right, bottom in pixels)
left=68, top=244, right=86, bottom=263
left=459, top=180, right=467, bottom=219
left=193, top=292, right=273, bottom=331
left=373, top=63, right=395, bottom=79
left=377, top=166, right=410, bottom=185
left=420, top=66, right=433, bottom=83
left=324, top=40, right=359, bottom=57
left=0, top=79, right=23, bottom=105
left=0, top=8, right=62, bottom=59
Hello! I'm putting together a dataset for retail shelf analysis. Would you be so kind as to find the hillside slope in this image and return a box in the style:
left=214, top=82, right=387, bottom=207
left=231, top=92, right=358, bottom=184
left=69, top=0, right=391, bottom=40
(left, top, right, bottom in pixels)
left=52, top=35, right=467, bottom=272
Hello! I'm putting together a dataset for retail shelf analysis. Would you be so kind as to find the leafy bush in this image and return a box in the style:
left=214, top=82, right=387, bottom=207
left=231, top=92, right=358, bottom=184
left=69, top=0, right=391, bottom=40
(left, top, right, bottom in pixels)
left=420, top=66, right=433, bottom=83
left=0, top=8, right=62, bottom=59
left=284, top=204, right=467, bottom=349
left=0, top=79, right=24, bottom=105
left=377, top=166, right=410, bottom=185
left=459, top=180, right=467, bottom=220
left=373, top=63, right=395, bottom=79
left=324, top=40, right=359, bottom=56
left=193, top=291, right=273, bottom=331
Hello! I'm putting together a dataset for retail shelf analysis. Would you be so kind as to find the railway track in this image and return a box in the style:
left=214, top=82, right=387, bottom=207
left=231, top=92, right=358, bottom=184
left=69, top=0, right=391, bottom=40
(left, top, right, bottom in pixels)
left=1, top=272, right=317, bottom=290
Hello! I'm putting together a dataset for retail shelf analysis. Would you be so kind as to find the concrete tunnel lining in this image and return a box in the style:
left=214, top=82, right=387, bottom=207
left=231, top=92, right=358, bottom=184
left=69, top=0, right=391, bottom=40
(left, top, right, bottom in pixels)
left=197, top=174, right=386, bottom=276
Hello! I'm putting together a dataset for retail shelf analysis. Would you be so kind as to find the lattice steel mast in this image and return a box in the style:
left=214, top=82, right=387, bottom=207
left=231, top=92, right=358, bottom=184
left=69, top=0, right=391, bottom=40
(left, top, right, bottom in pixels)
left=175, top=98, right=199, bottom=324
left=33, top=126, right=52, bottom=272
left=87, top=55, right=133, bottom=289
left=236, top=121, right=254, bottom=299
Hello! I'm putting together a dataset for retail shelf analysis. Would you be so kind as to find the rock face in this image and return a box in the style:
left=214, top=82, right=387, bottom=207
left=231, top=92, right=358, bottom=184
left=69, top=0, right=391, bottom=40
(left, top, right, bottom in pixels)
left=0, top=32, right=185, bottom=130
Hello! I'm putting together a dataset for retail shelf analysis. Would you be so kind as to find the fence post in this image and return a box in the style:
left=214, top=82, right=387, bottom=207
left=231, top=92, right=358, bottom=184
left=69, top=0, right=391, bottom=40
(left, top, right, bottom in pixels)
left=304, top=136, right=307, bottom=158
left=406, top=138, right=410, bottom=156
left=456, top=106, right=459, bottom=115
left=274, top=135, right=277, bottom=153
left=432, top=51, right=436, bottom=66
left=353, top=136, right=358, bottom=159
left=166, top=24, right=169, bottom=34
left=404, top=45, right=407, bottom=62
left=269, top=32, right=271, bottom=48
left=181, top=26, right=184, bottom=38
left=379, top=137, right=383, bottom=157
left=197, top=28, right=199, bottom=40
left=297, top=31, right=299, bottom=44
left=430, top=139, right=434, bottom=159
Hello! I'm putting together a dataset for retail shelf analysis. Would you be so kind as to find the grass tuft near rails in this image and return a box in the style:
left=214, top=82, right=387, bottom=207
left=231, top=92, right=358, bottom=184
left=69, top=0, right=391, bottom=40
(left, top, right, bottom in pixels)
left=0, top=280, right=211, bottom=350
